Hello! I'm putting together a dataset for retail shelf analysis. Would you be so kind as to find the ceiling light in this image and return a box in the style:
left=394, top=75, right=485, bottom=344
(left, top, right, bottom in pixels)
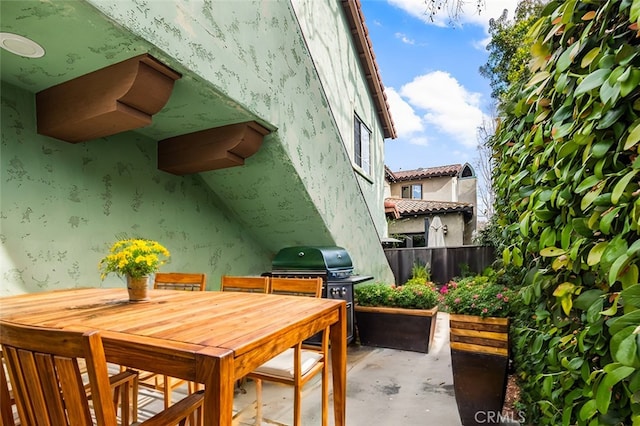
left=0, top=33, right=45, bottom=58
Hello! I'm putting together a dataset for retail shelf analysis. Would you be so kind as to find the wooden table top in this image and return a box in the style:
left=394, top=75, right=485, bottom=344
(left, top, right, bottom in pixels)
left=0, top=287, right=344, bottom=375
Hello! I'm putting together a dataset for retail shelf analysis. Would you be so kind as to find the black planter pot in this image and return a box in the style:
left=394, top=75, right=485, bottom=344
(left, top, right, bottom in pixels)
left=449, top=314, right=509, bottom=426
left=355, top=306, right=438, bottom=353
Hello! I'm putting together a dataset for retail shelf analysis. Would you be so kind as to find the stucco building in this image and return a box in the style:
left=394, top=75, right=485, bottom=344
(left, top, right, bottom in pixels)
left=0, top=0, right=397, bottom=294
left=385, top=164, right=477, bottom=247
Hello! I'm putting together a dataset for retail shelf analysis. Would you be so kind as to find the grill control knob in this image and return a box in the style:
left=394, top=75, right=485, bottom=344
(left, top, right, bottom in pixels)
left=298, top=251, right=305, bottom=257
left=341, top=287, right=347, bottom=296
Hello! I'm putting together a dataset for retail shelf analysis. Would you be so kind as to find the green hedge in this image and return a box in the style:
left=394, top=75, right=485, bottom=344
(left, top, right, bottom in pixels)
left=492, top=1, right=640, bottom=424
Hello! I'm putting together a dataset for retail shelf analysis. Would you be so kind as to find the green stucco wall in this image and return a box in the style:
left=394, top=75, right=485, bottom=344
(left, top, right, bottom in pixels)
left=1, top=0, right=395, bottom=295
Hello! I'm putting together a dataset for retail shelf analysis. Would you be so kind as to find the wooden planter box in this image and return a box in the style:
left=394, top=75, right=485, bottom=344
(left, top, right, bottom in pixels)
left=354, top=305, right=438, bottom=353
left=449, top=314, right=509, bottom=426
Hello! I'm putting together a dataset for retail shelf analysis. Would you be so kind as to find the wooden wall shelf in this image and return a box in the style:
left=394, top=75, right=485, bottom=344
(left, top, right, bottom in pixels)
left=158, top=121, right=270, bottom=175
left=36, top=54, right=181, bottom=143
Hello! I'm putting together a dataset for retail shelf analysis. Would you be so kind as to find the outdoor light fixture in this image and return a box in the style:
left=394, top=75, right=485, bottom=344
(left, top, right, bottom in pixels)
left=0, top=32, right=45, bottom=58
left=443, top=224, right=448, bottom=235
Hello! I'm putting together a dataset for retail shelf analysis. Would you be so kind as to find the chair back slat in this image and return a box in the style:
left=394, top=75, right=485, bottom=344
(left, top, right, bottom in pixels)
left=0, top=321, right=119, bottom=426
left=154, top=272, right=207, bottom=291
left=221, top=276, right=270, bottom=293
left=0, top=352, right=16, bottom=426
left=269, top=277, right=323, bottom=298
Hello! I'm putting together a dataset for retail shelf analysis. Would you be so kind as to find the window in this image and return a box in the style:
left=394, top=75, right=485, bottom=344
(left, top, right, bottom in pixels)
left=354, top=114, right=371, bottom=174
left=402, top=184, right=422, bottom=199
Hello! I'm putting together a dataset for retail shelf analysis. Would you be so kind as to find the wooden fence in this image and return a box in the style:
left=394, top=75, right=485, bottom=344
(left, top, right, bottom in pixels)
left=383, top=246, right=495, bottom=285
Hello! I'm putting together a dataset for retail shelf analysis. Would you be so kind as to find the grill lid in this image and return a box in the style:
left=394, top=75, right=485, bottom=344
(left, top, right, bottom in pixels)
left=272, top=246, right=353, bottom=272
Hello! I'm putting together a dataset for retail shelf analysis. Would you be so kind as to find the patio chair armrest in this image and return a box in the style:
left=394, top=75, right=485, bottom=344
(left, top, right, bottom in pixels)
left=139, top=390, right=204, bottom=426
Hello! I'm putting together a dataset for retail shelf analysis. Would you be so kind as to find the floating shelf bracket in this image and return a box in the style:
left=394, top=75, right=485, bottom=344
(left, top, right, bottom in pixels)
left=157, top=121, right=270, bottom=175
left=36, top=53, right=181, bottom=143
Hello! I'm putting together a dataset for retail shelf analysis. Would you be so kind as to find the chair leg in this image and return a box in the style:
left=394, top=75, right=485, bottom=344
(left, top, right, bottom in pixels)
left=321, top=364, right=328, bottom=426
left=255, top=379, right=262, bottom=426
left=163, top=375, right=171, bottom=409
left=293, top=383, right=302, bottom=426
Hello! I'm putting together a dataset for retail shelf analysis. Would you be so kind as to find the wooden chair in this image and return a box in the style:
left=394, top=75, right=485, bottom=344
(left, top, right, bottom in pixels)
left=1, top=351, right=15, bottom=426
left=2, top=348, right=138, bottom=426
left=220, top=275, right=270, bottom=293
left=135, top=272, right=207, bottom=409
left=0, top=321, right=204, bottom=426
left=154, top=272, right=207, bottom=291
left=246, top=277, right=328, bottom=426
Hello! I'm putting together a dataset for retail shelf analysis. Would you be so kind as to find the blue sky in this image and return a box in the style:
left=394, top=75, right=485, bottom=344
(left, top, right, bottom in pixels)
left=359, top=0, right=520, bottom=173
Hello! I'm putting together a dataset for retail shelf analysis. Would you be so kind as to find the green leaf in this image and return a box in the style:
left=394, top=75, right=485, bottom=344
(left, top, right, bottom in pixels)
left=541, top=247, right=566, bottom=257
left=576, top=175, right=602, bottom=194
left=574, top=289, right=604, bottom=310
left=587, top=242, right=608, bottom=266
left=591, top=140, right=614, bottom=157
left=597, top=108, right=625, bottom=130
left=621, top=69, right=640, bottom=98
left=612, top=170, right=638, bottom=204
left=581, top=47, right=600, bottom=68
left=625, top=120, right=640, bottom=150
left=632, top=0, right=640, bottom=24
left=575, top=69, right=611, bottom=96
left=621, top=285, right=640, bottom=309
left=614, top=331, right=640, bottom=367
left=600, top=207, right=621, bottom=235
left=512, top=247, right=523, bottom=267
left=608, top=310, right=640, bottom=335
left=599, top=79, right=620, bottom=106
left=581, top=184, right=605, bottom=211
left=627, top=239, right=640, bottom=257
left=609, top=254, right=631, bottom=285
left=595, top=365, right=635, bottom=414
left=620, top=264, right=639, bottom=290
left=579, top=399, right=597, bottom=421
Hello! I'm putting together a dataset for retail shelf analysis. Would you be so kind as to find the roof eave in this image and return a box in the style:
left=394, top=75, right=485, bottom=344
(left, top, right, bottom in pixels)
left=341, top=0, right=397, bottom=140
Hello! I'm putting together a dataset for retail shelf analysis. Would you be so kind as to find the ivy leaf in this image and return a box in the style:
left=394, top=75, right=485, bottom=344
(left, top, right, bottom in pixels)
left=575, top=69, right=611, bottom=96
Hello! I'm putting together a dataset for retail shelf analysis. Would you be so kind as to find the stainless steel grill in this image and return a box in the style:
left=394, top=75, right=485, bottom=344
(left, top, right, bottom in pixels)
left=267, top=246, right=373, bottom=344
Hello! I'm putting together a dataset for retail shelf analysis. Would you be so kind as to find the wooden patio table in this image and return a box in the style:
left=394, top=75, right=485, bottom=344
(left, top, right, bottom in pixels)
left=0, top=287, right=347, bottom=425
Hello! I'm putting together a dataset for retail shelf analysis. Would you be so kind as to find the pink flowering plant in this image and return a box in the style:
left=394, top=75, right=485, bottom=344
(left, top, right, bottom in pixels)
left=355, top=280, right=439, bottom=310
left=439, top=269, right=513, bottom=318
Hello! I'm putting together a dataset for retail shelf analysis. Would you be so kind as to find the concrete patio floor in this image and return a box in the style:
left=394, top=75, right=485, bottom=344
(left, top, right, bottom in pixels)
left=134, top=312, right=519, bottom=425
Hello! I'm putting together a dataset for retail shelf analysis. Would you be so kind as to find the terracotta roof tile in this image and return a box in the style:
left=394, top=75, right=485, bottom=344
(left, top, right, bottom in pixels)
left=389, top=164, right=463, bottom=182
left=385, top=197, right=473, bottom=216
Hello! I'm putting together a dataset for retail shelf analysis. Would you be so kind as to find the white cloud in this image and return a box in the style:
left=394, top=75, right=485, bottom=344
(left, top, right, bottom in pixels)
left=387, top=0, right=520, bottom=31
left=385, top=87, right=424, bottom=139
left=399, top=71, right=486, bottom=147
left=394, top=32, right=415, bottom=44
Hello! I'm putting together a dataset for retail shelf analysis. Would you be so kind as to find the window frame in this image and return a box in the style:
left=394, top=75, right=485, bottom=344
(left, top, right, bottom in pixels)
left=354, top=114, right=371, bottom=175
left=401, top=184, right=422, bottom=200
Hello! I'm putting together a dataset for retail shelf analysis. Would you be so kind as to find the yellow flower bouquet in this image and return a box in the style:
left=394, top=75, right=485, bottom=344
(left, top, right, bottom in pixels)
left=99, top=238, right=170, bottom=279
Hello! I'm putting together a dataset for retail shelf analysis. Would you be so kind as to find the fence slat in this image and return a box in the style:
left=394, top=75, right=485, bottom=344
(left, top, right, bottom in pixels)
left=383, top=246, right=495, bottom=285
